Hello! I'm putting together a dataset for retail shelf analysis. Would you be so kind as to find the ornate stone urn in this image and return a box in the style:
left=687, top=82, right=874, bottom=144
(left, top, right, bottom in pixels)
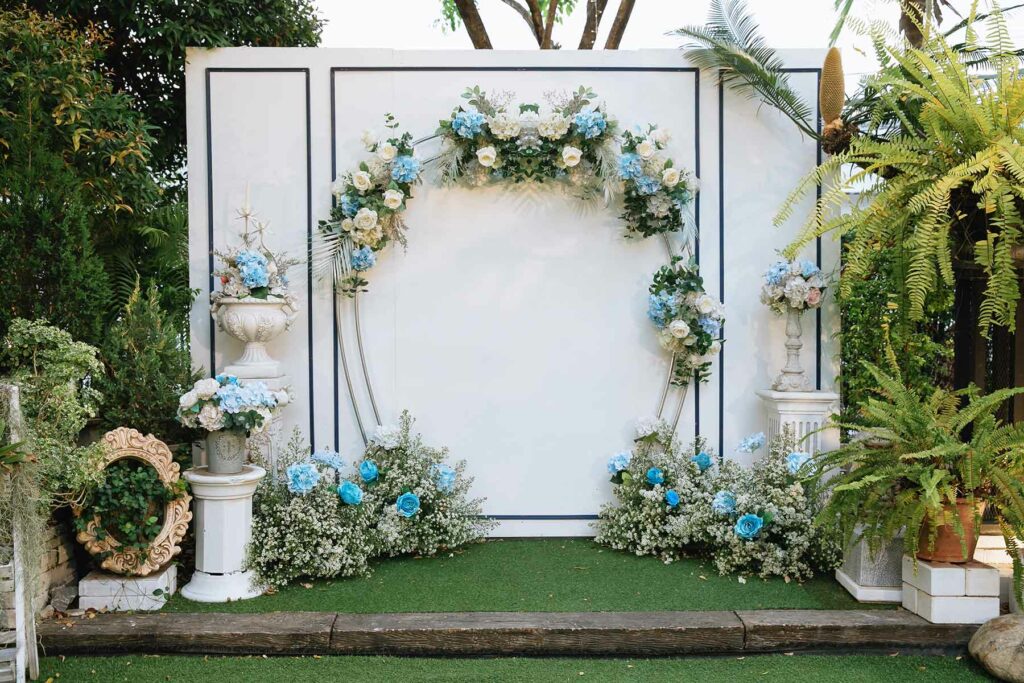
left=206, top=428, right=248, bottom=475
left=772, top=307, right=811, bottom=392
left=214, top=297, right=296, bottom=379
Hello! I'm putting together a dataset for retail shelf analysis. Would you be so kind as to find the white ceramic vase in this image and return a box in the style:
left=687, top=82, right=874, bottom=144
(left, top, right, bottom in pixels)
left=772, top=307, right=811, bottom=392
left=213, top=297, right=295, bottom=378
left=206, top=429, right=247, bottom=475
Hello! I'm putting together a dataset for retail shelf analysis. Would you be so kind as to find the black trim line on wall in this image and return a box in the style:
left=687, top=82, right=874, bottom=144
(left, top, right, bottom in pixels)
left=204, top=67, right=316, bottom=445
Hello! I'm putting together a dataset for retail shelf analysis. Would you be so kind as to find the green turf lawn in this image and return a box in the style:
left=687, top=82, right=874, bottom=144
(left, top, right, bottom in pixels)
left=39, top=654, right=990, bottom=682
left=164, top=538, right=888, bottom=613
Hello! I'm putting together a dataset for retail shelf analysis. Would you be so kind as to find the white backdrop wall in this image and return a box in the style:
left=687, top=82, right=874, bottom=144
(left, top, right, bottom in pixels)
left=186, top=48, right=836, bottom=535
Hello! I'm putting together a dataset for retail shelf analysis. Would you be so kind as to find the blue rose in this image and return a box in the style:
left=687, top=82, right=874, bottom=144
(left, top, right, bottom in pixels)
left=431, top=463, right=457, bottom=493
left=286, top=462, right=320, bottom=495
left=337, top=480, right=363, bottom=505
left=618, top=152, right=644, bottom=180
left=665, top=489, right=680, bottom=508
left=737, top=432, right=766, bottom=453
left=350, top=246, right=376, bottom=272
left=359, top=459, right=379, bottom=483
left=606, top=451, right=632, bottom=474
left=391, top=155, right=421, bottom=183
left=646, top=467, right=665, bottom=485
left=786, top=451, right=811, bottom=475
left=396, top=492, right=420, bottom=518
left=734, top=513, right=764, bottom=540
left=691, top=451, right=713, bottom=472
left=712, top=490, right=736, bottom=516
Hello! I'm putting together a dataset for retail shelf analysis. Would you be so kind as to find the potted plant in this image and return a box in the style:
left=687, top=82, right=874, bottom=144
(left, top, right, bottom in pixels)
left=809, top=361, right=1024, bottom=595
left=176, top=374, right=289, bottom=474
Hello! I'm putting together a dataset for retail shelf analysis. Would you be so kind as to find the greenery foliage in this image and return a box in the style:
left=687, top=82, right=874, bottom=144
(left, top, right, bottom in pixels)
left=96, top=283, right=199, bottom=443
left=809, top=361, right=1024, bottom=601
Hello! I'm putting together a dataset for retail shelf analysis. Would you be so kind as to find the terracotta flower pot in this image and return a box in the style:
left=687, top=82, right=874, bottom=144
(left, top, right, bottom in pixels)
left=916, top=499, right=986, bottom=563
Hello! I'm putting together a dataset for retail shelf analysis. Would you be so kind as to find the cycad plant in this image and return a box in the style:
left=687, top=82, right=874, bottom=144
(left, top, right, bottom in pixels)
left=810, top=360, right=1024, bottom=600
left=779, top=7, right=1024, bottom=333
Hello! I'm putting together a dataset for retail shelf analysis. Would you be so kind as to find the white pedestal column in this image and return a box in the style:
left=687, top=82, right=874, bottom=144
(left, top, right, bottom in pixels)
left=755, top=389, right=840, bottom=455
left=181, top=465, right=265, bottom=603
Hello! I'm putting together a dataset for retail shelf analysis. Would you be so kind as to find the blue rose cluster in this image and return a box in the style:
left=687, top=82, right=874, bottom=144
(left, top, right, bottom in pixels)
left=646, top=291, right=677, bottom=328
left=391, top=155, right=421, bottom=183
left=286, top=462, right=320, bottom=495
left=236, top=249, right=269, bottom=289
left=431, top=463, right=457, bottom=493
left=351, top=246, right=376, bottom=272
left=646, top=467, right=664, bottom=485
left=573, top=110, right=607, bottom=139
left=452, top=111, right=486, bottom=138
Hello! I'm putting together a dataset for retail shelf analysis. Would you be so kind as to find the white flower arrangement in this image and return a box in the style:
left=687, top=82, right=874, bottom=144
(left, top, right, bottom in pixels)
left=760, top=259, right=827, bottom=315
left=595, top=423, right=840, bottom=579
left=177, top=373, right=290, bottom=435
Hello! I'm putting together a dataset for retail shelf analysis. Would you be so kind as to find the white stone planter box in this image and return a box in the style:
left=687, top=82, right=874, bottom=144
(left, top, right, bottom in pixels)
left=835, top=536, right=903, bottom=603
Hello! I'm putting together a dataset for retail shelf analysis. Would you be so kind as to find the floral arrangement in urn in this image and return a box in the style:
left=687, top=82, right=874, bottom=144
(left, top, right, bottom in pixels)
left=759, top=259, right=826, bottom=314
left=177, top=373, right=290, bottom=474
left=647, top=257, right=725, bottom=385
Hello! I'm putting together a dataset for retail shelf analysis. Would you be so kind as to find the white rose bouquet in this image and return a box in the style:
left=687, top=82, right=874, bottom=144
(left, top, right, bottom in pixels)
left=177, top=373, right=290, bottom=435
left=211, top=215, right=300, bottom=315
left=647, top=258, right=725, bottom=385
left=759, top=259, right=827, bottom=315
left=618, top=126, right=698, bottom=238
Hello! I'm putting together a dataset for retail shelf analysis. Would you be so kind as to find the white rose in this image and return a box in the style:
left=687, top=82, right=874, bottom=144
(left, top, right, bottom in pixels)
left=178, top=390, right=199, bottom=410
left=353, top=207, right=378, bottom=231
left=330, top=178, right=346, bottom=196
left=360, top=129, right=378, bottom=149
left=194, top=377, right=221, bottom=400
left=377, top=143, right=397, bottom=162
left=383, top=189, right=404, bottom=210
left=636, top=139, right=656, bottom=159
left=561, top=146, right=582, bottom=168
left=668, top=319, right=690, bottom=339
left=352, top=171, right=372, bottom=193
left=651, top=128, right=671, bottom=146
left=662, top=167, right=681, bottom=188
left=476, top=146, right=497, bottom=168
left=695, top=294, right=717, bottom=315
left=340, top=218, right=355, bottom=233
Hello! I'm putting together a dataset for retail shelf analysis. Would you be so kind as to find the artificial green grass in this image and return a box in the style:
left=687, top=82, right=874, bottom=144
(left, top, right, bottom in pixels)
left=39, top=654, right=990, bottom=682
left=164, top=538, right=887, bottom=613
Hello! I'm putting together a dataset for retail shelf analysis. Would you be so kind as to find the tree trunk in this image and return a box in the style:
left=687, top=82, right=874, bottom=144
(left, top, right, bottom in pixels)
left=541, top=0, right=559, bottom=48
left=454, top=0, right=493, bottom=49
left=578, top=0, right=609, bottom=49
left=603, top=0, right=635, bottom=49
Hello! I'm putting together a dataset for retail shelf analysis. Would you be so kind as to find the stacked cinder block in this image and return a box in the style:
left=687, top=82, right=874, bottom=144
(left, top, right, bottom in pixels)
left=901, top=555, right=1001, bottom=624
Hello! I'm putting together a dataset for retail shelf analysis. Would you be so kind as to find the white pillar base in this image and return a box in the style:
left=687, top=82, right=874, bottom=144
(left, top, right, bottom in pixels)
left=755, top=389, right=839, bottom=455
left=180, top=465, right=266, bottom=603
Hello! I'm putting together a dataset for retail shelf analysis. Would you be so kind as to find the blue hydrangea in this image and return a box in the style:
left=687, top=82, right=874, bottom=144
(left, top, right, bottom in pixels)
left=634, top=175, right=662, bottom=196
left=618, top=153, right=644, bottom=180
left=214, top=383, right=247, bottom=413
left=391, top=155, right=420, bottom=183
left=452, top=111, right=486, bottom=138
left=351, top=246, right=376, bottom=272
left=431, top=463, right=457, bottom=493
left=238, top=382, right=277, bottom=408
left=573, top=110, right=607, bottom=139
left=665, top=489, right=680, bottom=508
left=734, top=513, right=764, bottom=540
left=712, top=490, right=736, bottom=515
left=699, top=316, right=722, bottom=337
left=286, top=462, right=320, bottom=495
left=646, top=467, right=665, bottom=485
left=691, top=451, right=713, bottom=472
left=337, top=480, right=363, bottom=505
left=396, top=492, right=421, bottom=518
left=236, top=249, right=269, bottom=288
left=786, top=451, right=811, bottom=475
left=340, top=195, right=359, bottom=217
left=311, top=449, right=345, bottom=472
left=800, top=260, right=819, bottom=278
left=359, top=459, right=379, bottom=483
left=737, top=432, right=766, bottom=453
left=765, top=260, right=790, bottom=286
left=606, top=451, right=632, bottom=474
left=647, top=291, right=676, bottom=328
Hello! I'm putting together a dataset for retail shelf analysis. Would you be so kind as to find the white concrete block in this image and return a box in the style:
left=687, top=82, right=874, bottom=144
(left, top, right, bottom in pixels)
left=79, top=594, right=167, bottom=612
left=915, top=592, right=1000, bottom=624
left=902, top=583, right=919, bottom=612
left=965, top=562, right=1001, bottom=597
left=79, top=565, right=176, bottom=600
left=902, top=555, right=966, bottom=596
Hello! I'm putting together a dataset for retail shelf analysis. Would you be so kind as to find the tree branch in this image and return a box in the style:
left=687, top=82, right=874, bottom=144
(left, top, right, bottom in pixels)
left=454, top=0, right=493, bottom=48
left=497, top=0, right=543, bottom=43
left=541, top=0, right=559, bottom=48
left=603, top=0, right=635, bottom=49
left=578, top=0, right=609, bottom=49
left=524, top=0, right=546, bottom=46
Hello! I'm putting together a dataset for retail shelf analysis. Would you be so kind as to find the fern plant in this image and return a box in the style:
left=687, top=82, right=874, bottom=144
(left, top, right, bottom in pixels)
left=779, top=7, right=1024, bottom=333
left=810, top=361, right=1024, bottom=602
